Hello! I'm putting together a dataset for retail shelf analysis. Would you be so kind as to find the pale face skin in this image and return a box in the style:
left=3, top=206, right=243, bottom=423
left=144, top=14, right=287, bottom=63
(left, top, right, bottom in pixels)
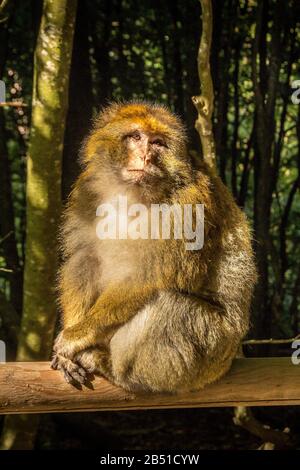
left=121, top=129, right=167, bottom=183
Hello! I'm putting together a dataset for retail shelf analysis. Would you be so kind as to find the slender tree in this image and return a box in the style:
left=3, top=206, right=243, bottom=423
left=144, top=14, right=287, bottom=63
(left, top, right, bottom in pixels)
left=192, top=0, right=216, bottom=170
left=252, top=0, right=286, bottom=338
left=0, top=0, right=77, bottom=450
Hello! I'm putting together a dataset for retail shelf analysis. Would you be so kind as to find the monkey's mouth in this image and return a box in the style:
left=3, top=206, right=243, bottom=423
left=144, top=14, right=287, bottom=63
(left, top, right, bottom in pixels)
left=121, top=166, right=163, bottom=183
left=128, top=169, right=146, bottom=174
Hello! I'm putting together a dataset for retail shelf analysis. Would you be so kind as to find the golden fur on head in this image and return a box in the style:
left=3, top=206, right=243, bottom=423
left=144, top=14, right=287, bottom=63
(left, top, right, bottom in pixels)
left=77, top=101, right=193, bottom=203
left=95, top=101, right=186, bottom=134
left=80, top=101, right=188, bottom=165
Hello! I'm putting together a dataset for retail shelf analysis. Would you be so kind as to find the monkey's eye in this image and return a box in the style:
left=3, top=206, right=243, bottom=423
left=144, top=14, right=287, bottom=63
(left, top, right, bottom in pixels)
left=126, top=131, right=141, bottom=141
left=151, top=139, right=167, bottom=148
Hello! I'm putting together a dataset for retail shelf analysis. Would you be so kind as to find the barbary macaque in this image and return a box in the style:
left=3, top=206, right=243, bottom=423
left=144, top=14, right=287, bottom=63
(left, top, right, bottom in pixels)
left=51, top=102, right=257, bottom=392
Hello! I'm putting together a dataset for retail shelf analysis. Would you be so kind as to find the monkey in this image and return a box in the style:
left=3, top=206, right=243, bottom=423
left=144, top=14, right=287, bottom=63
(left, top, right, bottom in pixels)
left=51, top=101, right=257, bottom=393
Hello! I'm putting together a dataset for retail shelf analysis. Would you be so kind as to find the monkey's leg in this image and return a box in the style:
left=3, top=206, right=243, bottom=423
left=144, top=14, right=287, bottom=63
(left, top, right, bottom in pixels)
left=53, top=282, right=159, bottom=371
left=108, top=291, right=247, bottom=393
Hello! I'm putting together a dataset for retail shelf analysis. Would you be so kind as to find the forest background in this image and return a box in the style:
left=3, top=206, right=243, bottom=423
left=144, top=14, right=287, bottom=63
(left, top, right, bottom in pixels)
left=0, top=0, right=299, bottom=450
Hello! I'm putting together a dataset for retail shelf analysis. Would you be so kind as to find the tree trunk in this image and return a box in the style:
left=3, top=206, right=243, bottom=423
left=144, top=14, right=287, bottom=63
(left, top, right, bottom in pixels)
left=90, top=0, right=112, bottom=106
left=62, top=0, right=93, bottom=201
left=168, top=0, right=185, bottom=117
left=0, top=0, right=77, bottom=450
left=252, top=0, right=284, bottom=338
left=212, top=0, right=233, bottom=182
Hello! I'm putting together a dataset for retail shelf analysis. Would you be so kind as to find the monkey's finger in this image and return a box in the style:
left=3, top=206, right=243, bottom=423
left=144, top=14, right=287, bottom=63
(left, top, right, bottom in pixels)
left=82, top=364, right=97, bottom=374
left=62, top=368, right=73, bottom=384
left=62, top=368, right=81, bottom=386
left=66, top=360, right=88, bottom=383
left=67, top=362, right=87, bottom=383
left=75, top=365, right=88, bottom=379
left=59, top=359, right=86, bottom=384
left=63, top=367, right=86, bottom=388
left=69, top=370, right=86, bottom=384
left=75, top=358, right=95, bottom=374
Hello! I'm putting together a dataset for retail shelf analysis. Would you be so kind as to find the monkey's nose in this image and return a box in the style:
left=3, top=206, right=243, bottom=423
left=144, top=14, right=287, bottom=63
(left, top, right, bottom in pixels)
left=143, top=153, right=152, bottom=165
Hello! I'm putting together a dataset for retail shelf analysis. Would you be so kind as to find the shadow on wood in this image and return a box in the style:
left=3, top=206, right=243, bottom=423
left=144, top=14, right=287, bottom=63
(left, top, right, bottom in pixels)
left=0, top=358, right=299, bottom=415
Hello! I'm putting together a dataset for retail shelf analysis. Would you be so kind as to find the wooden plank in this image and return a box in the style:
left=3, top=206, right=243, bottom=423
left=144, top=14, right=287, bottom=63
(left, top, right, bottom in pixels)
left=0, top=358, right=299, bottom=415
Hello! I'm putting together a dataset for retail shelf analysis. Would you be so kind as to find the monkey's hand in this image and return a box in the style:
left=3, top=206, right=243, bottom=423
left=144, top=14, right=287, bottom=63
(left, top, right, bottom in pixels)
left=51, top=342, right=112, bottom=386
left=52, top=325, right=99, bottom=361
left=75, top=347, right=112, bottom=381
left=51, top=352, right=88, bottom=385
left=51, top=325, right=111, bottom=385
left=51, top=326, right=101, bottom=386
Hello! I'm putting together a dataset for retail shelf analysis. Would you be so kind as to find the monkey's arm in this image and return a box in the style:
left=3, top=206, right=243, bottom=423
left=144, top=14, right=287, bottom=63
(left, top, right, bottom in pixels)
left=53, top=282, right=158, bottom=361
left=58, top=247, right=104, bottom=328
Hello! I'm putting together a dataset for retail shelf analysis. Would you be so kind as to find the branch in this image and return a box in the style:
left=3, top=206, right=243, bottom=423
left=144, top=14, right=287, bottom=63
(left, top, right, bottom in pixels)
left=0, top=230, right=13, bottom=245
left=192, top=0, right=216, bottom=170
left=0, top=0, right=10, bottom=23
left=233, top=406, right=292, bottom=449
left=0, top=101, right=28, bottom=107
left=243, top=334, right=300, bottom=346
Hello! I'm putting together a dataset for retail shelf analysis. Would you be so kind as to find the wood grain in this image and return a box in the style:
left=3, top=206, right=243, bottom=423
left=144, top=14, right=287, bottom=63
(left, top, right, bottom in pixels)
left=0, top=358, right=299, bottom=414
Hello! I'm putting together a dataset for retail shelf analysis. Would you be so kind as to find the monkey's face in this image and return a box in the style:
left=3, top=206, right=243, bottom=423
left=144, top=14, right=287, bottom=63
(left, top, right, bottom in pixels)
left=121, top=129, right=171, bottom=184
left=117, top=123, right=193, bottom=200
left=82, top=103, right=193, bottom=201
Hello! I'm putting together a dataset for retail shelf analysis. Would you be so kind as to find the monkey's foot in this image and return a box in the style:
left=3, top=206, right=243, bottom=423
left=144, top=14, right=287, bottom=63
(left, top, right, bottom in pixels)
left=75, top=348, right=113, bottom=381
left=51, top=352, right=88, bottom=386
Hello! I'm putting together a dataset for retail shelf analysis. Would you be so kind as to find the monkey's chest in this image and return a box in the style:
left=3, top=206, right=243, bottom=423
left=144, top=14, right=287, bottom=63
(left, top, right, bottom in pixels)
left=97, top=238, right=151, bottom=288
left=94, top=194, right=156, bottom=287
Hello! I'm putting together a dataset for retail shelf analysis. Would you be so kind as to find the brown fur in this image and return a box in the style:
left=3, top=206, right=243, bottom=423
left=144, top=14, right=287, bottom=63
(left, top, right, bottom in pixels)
left=51, top=102, right=257, bottom=392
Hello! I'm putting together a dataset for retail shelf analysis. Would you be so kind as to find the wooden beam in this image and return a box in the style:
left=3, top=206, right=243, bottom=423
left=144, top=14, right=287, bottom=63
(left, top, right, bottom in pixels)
left=0, top=358, right=299, bottom=415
